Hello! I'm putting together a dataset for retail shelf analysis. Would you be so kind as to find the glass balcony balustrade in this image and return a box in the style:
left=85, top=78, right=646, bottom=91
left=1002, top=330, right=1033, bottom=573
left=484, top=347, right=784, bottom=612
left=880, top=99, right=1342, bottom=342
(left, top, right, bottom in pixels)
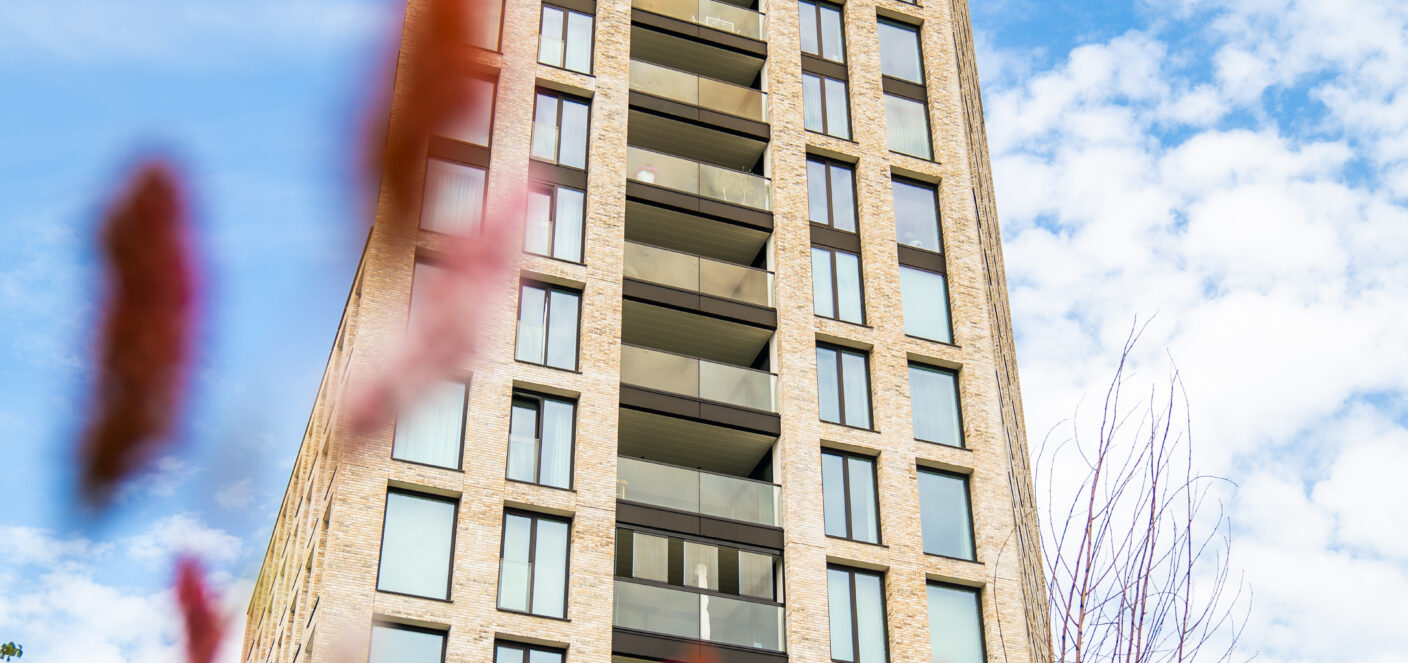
left=624, top=241, right=773, bottom=308
left=620, top=344, right=777, bottom=412
left=632, top=0, right=765, bottom=40
left=614, top=579, right=786, bottom=651
left=616, top=456, right=780, bottom=526
left=629, top=60, right=768, bottom=123
left=627, top=146, right=772, bottom=211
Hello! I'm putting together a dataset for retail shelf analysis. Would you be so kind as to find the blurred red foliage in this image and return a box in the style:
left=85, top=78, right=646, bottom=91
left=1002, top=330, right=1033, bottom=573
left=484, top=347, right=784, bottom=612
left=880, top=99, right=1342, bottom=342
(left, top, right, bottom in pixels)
left=176, top=556, right=226, bottom=663
left=79, top=161, right=196, bottom=506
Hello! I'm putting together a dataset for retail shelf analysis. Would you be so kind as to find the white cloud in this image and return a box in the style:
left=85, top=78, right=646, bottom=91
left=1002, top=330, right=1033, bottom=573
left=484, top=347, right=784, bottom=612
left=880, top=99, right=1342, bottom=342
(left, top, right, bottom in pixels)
left=215, top=479, right=255, bottom=510
left=125, top=514, right=243, bottom=565
left=118, top=456, right=197, bottom=501
left=983, top=2, right=1408, bottom=661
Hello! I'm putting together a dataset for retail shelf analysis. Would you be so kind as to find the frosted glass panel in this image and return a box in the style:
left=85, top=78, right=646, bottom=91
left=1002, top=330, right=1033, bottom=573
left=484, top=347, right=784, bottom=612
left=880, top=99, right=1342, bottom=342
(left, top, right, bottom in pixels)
left=847, top=456, right=879, bottom=543
left=515, top=285, right=547, bottom=364
left=812, top=248, right=835, bottom=318
left=532, top=519, right=568, bottom=618
left=834, top=250, right=863, bottom=323
left=392, top=380, right=465, bottom=469
left=817, top=347, right=841, bottom=424
left=885, top=94, right=931, bottom=159
left=420, top=159, right=485, bottom=235
left=840, top=350, right=871, bottom=429
left=828, top=568, right=855, bottom=662
left=822, top=452, right=847, bottom=537
left=854, top=572, right=888, bottom=663
left=633, top=532, right=669, bottom=582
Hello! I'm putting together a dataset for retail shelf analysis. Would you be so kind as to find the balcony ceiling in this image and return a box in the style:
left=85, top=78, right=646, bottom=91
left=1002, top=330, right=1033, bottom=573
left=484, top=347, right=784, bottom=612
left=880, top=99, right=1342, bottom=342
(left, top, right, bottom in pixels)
left=625, top=200, right=769, bottom=265
left=618, top=408, right=776, bottom=477
left=622, top=300, right=772, bottom=367
left=630, top=26, right=764, bottom=87
left=628, top=110, right=766, bottom=173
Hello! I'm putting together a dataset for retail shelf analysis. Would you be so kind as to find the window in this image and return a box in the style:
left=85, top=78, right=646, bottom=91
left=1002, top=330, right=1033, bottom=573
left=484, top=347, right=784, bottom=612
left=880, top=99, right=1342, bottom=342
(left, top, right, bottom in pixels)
left=495, top=641, right=565, bottom=663
left=525, top=183, right=585, bottom=262
left=531, top=91, right=590, bottom=169
left=800, top=0, right=846, bottom=63
left=892, top=178, right=942, bottom=252
left=899, top=266, right=951, bottom=342
left=498, top=512, right=570, bottom=618
left=392, top=380, right=467, bottom=469
left=420, top=159, right=486, bottom=235
left=877, top=20, right=923, bottom=84
left=918, top=468, right=975, bottom=559
left=927, top=584, right=985, bottom=663
left=538, top=5, right=594, bottom=74
left=817, top=345, right=872, bottom=429
left=908, top=364, right=963, bottom=446
left=827, top=566, right=888, bottom=663
left=884, top=95, right=931, bottom=159
left=821, top=450, right=879, bottom=543
left=368, top=624, right=446, bottom=663
left=803, top=73, right=851, bottom=139
left=468, top=0, right=506, bottom=51
left=515, top=283, right=581, bottom=370
left=812, top=246, right=864, bottom=324
left=614, top=528, right=781, bottom=601
left=376, top=491, right=457, bottom=599
left=439, top=76, right=495, bottom=146
left=507, top=392, right=576, bottom=489
left=807, top=158, right=856, bottom=231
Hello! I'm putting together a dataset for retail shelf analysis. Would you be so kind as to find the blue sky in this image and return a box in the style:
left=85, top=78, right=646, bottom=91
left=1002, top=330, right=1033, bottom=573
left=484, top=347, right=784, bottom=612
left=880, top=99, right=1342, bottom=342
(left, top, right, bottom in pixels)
left=2, top=1, right=1407, bottom=662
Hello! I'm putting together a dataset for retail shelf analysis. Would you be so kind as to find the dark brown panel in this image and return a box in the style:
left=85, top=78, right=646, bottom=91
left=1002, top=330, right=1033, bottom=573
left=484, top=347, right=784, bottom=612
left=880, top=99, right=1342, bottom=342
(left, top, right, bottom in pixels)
left=613, top=629, right=789, bottom=663
left=698, top=401, right=782, bottom=436
left=882, top=76, right=927, bottom=101
left=617, top=502, right=703, bottom=536
left=810, top=224, right=862, bottom=252
left=630, top=95, right=771, bottom=140
left=897, top=244, right=946, bottom=274
left=428, top=136, right=491, bottom=168
left=696, top=296, right=777, bottom=328
left=629, top=10, right=768, bottom=56
left=631, top=91, right=703, bottom=122
left=700, top=515, right=784, bottom=548
left=617, top=502, right=783, bottom=549
left=546, top=0, right=596, bottom=15
left=529, top=160, right=589, bottom=189
left=801, top=54, right=848, bottom=81
left=621, top=385, right=703, bottom=421
left=623, top=279, right=703, bottom=311
left=696, top=197, right=773, bottom=229
left=619, top=386, right=781, bottom=437
left=627, top=182, right=775, bottom=231
left=624, top=279, right=775, bottom=327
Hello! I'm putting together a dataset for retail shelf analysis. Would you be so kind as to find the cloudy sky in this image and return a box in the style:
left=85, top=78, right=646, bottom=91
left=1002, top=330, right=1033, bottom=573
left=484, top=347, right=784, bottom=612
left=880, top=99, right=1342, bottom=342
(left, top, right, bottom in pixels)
left=1, top=0, right=1405, bottom=662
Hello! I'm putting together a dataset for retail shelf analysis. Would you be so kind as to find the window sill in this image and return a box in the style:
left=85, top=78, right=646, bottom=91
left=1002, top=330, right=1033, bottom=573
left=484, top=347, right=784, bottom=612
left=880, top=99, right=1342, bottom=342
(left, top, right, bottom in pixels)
left=904, top=333, right=959, bottom=349
left=824, top=533, right=886, bottom=548
left=822, top=420, right=880, bottom=434
left=917, top=438, right=969, bottom=451
left=390, top=457, right=465, bottom=473
left=805, top=129, right=857, bottom=144
left=375, top=588, right=453, bottom=604
left=497, top=607, right=571, bottom=622
left=536, top=60, right=595, bottom=78
left=513, top=359, right=583, bottom=375
left=523, top=251, right=587, bottom=268
left=815, top=314, right=870, bottom=329
left=505, top=477, right=577, bottom=493
left=923, top=551, right=983, bottom=565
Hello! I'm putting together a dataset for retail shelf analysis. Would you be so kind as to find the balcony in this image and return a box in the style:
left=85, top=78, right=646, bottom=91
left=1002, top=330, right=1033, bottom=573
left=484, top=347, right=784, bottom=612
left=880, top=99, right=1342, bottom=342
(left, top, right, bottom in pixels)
left=617, top=456, right=778, bottom=526
left=621, top=344, right=775, bottom=413
left=627, top=146, right=771, bottom=211
left=630, top=60, right=767, bottom=123
left=632, top=0, right=765, bottom=41
left=625, top=241, right=773, bottom=308
left=614, top=580, right=785, bottom=652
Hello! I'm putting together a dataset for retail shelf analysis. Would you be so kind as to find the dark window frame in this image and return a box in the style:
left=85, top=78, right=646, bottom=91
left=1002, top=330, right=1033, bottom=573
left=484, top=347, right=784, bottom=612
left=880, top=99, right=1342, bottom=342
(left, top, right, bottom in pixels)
left=807, top=156, right=858, bottom=232
left=418, top=158, right=489, bottom=235
left=803, top=72, right=853, bottom=140
left=506, top=390, right=579, bottom=490
left=917, top=466, right=977, bottom=561
left=531, top=90, right=592, bottom=170
left=898, top=265, right=954, bottom=344
left=883, top=93, right=933, bottom=160
left=925, top=582, right=989, bottom=663
left=369, top=621, right=449, bottom=663
left=876, top=18, right=926, bottom=90
left=390, top=376, right=472, bottom=471
left=821, top=448, right=882, bottom=544
left=817, top=343, right=874, bottom=430
left=812, top=245, right=866, bottom=325
left=495, top=640, right=566, bottom=663
left=525, top=181, right=587, bottom=264
left=800, top=0, right=847, bottom=64
left=828, top=565, right=891, bottom=663
left=514, top=280, right=583, bottom=371
left=908, top=361, right=965, bottom=446
left=537, top=3, right=596, bottom=75
left=497, top=510, right=573, bottom=619
left=891, top=176, right=944, bottom=255
left=373, top=489, right=460, bottom=602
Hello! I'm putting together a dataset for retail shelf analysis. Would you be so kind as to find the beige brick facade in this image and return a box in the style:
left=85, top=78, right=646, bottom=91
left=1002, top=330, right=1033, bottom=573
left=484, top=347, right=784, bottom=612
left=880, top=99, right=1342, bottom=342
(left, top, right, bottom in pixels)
left=241, top=0, right=1050, bottom=661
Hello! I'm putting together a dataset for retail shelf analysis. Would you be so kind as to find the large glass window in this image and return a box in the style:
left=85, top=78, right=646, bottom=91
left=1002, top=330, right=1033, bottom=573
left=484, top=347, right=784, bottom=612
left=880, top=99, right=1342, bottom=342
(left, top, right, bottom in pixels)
left=392, top=380, right=467, bottom=469
left=918, top=468, right=975, bottom=560
left=368, top=624, right=446, bottom=663
left=376, top=491, right=457, bottom=599
left=899, top=266, right=951, bottom=343
left=806, top=158, right=856, bottom=231
left=884, top=95, right=931, bottom=159
left=515, top=283, right=581, bottom=370
left=420, top=159, right=486, bottom=235
left=799, top=0, right=846, bottom=63
left=531, top=92, right=590, bottom=169
left=909, top=364, right=963, bottom=447
left=827, top=566, right=888, bottom=663
left=439, top=76, right=495, bottom=146
left=495, top=641, right=565, bottom=663
left=498, top=512, right=570, bottom=618
left=892, top=178, right=942, bottom=252
left=817, top=345, right=872, bottom=429
left=803, top=73, right=851, bottom=139
left=507, top=392, right=576, bottom=489
left=615, top=528, right=781, bottom=601
left=821, top=450, right=879, bottom=544
left=467, top=0, right=505, bottom=51
left=538, top=5, right=594, bottom=74
left=812, top=247, right=864, bottom=324
left=525, top=183, right=586, bottom=262
left=927, top=584, right=985, bottom=663
left=877, top=20, right=923, bottom=84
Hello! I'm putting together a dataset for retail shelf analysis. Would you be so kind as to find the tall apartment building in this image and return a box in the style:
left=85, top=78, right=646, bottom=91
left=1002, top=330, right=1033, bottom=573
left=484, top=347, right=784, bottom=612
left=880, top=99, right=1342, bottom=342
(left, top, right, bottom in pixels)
left=242, top=0, right=1048, bottom=661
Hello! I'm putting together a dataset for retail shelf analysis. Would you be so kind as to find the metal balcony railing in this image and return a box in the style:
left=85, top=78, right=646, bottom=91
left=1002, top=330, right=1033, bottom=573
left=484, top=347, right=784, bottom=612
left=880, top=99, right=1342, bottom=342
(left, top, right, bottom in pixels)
left=630, top=60, right=768, bottom=123
left=627, top=146, right=772, bottom=211
left=632, top=0, right=765, bottom=40
left=620, top=344, right=777, bottom=412
left=617, top=456, right=779, bottom=526
left=613, top=579, right=786, bottom=651
left=624, top=241, right=773, bottom=308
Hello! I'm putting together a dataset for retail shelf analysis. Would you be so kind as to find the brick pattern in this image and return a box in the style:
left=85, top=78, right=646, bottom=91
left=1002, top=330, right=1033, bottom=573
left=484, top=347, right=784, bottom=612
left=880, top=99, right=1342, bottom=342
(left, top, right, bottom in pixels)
left=240, top=0, right=1050, bottom=661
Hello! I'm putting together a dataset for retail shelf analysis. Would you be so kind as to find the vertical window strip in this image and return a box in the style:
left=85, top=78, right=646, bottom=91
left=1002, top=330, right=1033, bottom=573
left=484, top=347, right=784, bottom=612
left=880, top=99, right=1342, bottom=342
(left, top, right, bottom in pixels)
left=515, top=283, right=581, bottom=370
left=507, top=392, right=576, bottom=489
left=821, top=450, right=880, bottom=544
left=827, top=566, right=889, bottom=663
left=498, top=512, right=570, bottom=618
left=525, top=184, right=586, bottom=262
left=803, top=73, right=851, bottom=139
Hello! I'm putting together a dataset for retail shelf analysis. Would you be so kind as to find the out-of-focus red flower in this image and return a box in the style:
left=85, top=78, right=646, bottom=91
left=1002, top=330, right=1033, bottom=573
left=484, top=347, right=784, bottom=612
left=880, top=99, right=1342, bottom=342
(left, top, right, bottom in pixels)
left=79, top=161, right=196, bottom=506
left=175, top=556, right=226, bottom=663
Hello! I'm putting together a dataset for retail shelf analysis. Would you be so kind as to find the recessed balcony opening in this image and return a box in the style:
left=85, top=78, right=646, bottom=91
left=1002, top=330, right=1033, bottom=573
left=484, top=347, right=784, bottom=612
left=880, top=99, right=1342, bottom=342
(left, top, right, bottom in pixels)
left=622, top=300, right=770, bottom=369
left=631, top=26, right=764, bottom=89
left=625, top=201, right=769, bottom=268
left=620, top=301, right=776, bottom=413
left=629, top=110, right=766, bottom=173
left=618, top=408, right=775, bottom=480
left=631, top=0, right=766, bottom=41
